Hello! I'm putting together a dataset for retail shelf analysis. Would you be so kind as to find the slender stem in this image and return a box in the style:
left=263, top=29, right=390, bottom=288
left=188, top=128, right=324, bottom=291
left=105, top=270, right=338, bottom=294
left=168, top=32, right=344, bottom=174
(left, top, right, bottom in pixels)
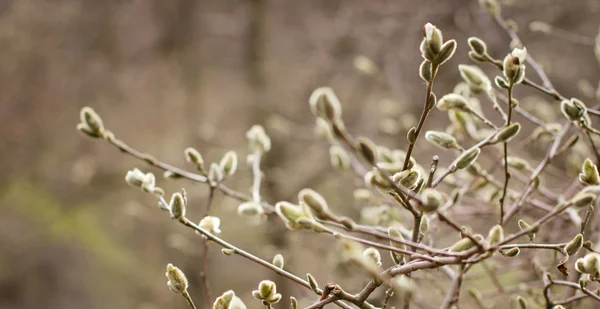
left=182, top=291, right=197, bottom=309
left=402, top=64, right=438, bottom=170
left=439, top=266, right=465, bottom=309
left=499, top=84, right=514, bottom=225
left=200, top=186, right=216, bottom=307
left=251, top=149, right=263, bottom=203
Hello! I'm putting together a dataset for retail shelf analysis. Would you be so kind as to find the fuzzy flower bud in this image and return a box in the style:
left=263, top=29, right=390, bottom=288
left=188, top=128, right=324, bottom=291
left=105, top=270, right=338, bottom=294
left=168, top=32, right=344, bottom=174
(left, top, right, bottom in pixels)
left=363, top=247, right=382, bottom=267
left=487, top=225, right=504, bottom=245
left=298, top=188, right=330, bottom=219
left=356, top=137, right=378, bottom=164
left=125, top=168, right=156, bottom=192
left=565, top=234, right=584, bottom=255
left=169, top=192, right=186, bottom=220
left=450, top=147, right=481, bottom=171
left=425, top=130, right=459, bottom=149
left=458, top=64, right=491, bottom=94
left=570, top=192, right=596, bottom=207
left=329, top=145, right=350, bottom=169
left=246, top=125, right=271, bottom=153
left=219, top=151, right=238, bottom=176
left=437, top=93, right=470, bottom=112
left=165, top=263, right=188, bottom=294
left=468, top=37, right=487, bottom=56
left=199, top=216, right=221, bottom=234
left=579, top=158, right=600, bottom=185
left=272, top=254, right=284, bottom=269
left=420, top=189, right=444, bottom=212
left=77, top=107, right=105, bottom=138
left=184, top=147, right=204, bottom=171
left=208, top=163, right=224, bottom=185
left=492, top=123, right=521, bottom=144
left=309, top=87, right=342, bottom=121
left=237, top=202, right=264, bottom=217
left=503, top=47, right=527, bottom=84
left=253, top=280, right=282, bottom=304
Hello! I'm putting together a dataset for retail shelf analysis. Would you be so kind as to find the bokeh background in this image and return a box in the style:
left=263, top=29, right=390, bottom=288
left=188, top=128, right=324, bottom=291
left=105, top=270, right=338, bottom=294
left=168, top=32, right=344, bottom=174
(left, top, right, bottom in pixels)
left=1, top=0, right=599, bottom=308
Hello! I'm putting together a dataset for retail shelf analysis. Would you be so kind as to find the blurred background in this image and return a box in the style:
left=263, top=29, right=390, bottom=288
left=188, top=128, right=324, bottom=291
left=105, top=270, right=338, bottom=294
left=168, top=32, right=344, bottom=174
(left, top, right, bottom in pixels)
left=1, top=0, right=599, bottom=308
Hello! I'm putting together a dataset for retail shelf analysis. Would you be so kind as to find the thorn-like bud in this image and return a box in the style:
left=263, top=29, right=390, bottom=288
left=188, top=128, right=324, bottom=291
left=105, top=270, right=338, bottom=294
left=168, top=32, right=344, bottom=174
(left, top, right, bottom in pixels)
left=219, top=151, right=238, bottom=176
left=363, top=247, right=382, bottom=267
left=165, top=263, right=188, bottom=294
left=425, top=130, right=459, bottom=149
left=492, top=123, right=521, bottom=143
left=169, top=192, right=186, bottom=220
left=579, top=158, right=600, bottom=185
left=565, top=234, right=584, bottom=255
left=451, top=147, right=481, bottom=171
left=299, top=188, right=330, bottom=219
left=184, top=147, right=205, bottom=171
left=420, top=189, right=444, bottom=212
left=518, top=219, right=537, bottom=241
left=500, top=247, right=520, bottom=257
left=329, top=145, right=350, bottom=169
left=125, top=168, right=156, bottom=192
left=208, top=163, right=224, bottom=185
left=253, top=280, right=282, bottom=304
left=237, top=201, right=264, bottom=217
left=356, top=137, right=378, bottom=164
left=309, top=87, right=342, bottom=121
left=487, top=225, right=504, bottom=245
left=273, top=254, right=284, bottom=269
left=199, top=216, right=222, bottom=234
left=570, top=192, right=596, bottom=207
left=468, top=37, right=487, bottom=56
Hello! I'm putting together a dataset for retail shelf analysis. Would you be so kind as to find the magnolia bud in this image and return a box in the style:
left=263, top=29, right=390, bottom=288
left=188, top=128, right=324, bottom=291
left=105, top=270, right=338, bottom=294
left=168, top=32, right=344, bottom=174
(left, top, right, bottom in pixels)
left=420, top=23, right=443, bottom=61
left=421, top=189, right=444, bottom=212
left=237, top=201, right=264, bottom=217
left=451, top=147, right=481, bottom=171
left=77, top=107, right=105, bottom=138
left=184, top=147, right=204, bottom=170
left=309, top=87, right=342, bottom=121
left=329, top=145, right=350, bottom=169
left=125, top=168, right=156, bottom=192
left=420, top=216, right=430, bottom=234
left=363, top=247, right=382, bottom=267
left=492, top=123, right=521, bottom=143
left=199, top=216, right=222, bottom=234
left=272, top=254, right=284, bottom=269
left=437, top=40, right=457, bottom=65
left=449, top=237, right=477, bottom=252
left=169, top=192, right=186, bottom=220
left=425, top=130, right=459, bottom=149
left=246, top=125, right=271, bottom=152
left=500, top=247, right=520, bottom=257
left=407, top=127, right=417, bottom=144
left=468, top=37, right=487, bottom=56
left=419, top=60, right=433, bottom=82
left=495, top=76, right=510, bottom=89
left=458, top=64, right=490, bottom=93
left=165, top=263, right=188, bottom=294
left=219, top=151, right=238, bottom=176
left=565, top=234, right=584, bottom=255
left=307, top=274, right=319, bottom=294
left=393, top=169, right=421, bottom=189
left=356, top=137, right=378, bottom=164
left=299, top=188, right=330, bottom=219
left=388, top=227, right=406, bottom=263
left=253, top=280, right=281, bottom=304
left=487, top=225, right=504, bottom=245
left=208, top=163, right=224, bottom=185
left=579, top=158, right=600, bottom=185
left=571, top=192, right=596, bottom=207
left=518, top=219, right=537, bottom=241
left=437, top=93, right=470, bottom=111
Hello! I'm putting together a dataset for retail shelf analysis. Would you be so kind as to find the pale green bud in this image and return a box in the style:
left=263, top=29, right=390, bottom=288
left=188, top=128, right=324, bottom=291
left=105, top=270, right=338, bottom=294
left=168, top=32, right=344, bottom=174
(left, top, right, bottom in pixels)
left=125, top=168, right=156, bottom=192
left=449, top=236, right=479, bottom=252
left=169, top=192, right=186, bottom=220
left=500, top=247, right=520, bottom=257
left=487, top=225, right=504, bottom=245
left=565, top=234, right=584, bottom=255
left=356, top=137, right=378, bottom=164
left=309, top=87, right=342, bottom=121
left=199, top=216, right=221, bottom=234
left=437, top=93, right=470, bottom=111
left=492, top=123, right=521, bottom=143
left=468, top=37, right=487, bottom=56
left=458, top=64, right=491, bottom=93
left=363, top=247, right=382, bottom=267
left=437, top=40, right=457, bottom=65
left=208, top=163, right=224, bottom=185
left=219, top=151, right=238, bottom=176
left=77, top=106, right=105, bottom=138
left=299, top=188, right=330, bottom=219
left=272, top=254, right=284, bottom=269
left=420, top=188, right=444, bottom=212
left=425, top=130, right=459, bottom=149
left=579, top=158, right=600, bottom=185
left=506, top=156, right=532, bottom=171
left=165, top=263, right=188, bottom=294
left=393, top=169, right=421, bottom=189
left=419, top=60, right=433, bottom=82
left=518, top=219, right=537, bottom=241
left=237, top=202, right=264, bottom=217
left=307, top=274, right=319, bottom=294
left=329, top=145, right=350, bottom=169
left=451, top=147, right=481, bottom=171
left=184, top=147, right=204, bottom=170
left=253, top=280, right=281, bottom=304
left=246, top=125, right=271, bottom=152
left=388, top=227, right=406, bottom=263
left=494, top=76, right=510, bottom=89
left=570, top=192, right=596, bottom=207
left=502, top=48, right=527, bottom=84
